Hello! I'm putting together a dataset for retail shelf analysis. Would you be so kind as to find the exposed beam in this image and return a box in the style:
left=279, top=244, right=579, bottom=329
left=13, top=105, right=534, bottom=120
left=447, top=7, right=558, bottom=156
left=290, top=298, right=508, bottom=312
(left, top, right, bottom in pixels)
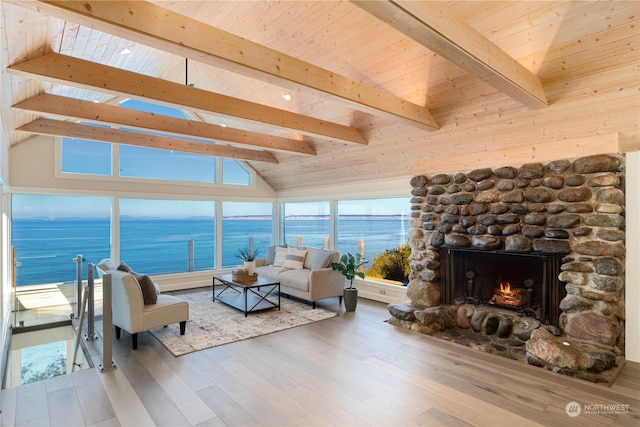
left=13, top=94, right=316, bottom=156
left=19, top=0, right=438, bottom=131
left=17, top=118, right=279, bottom=164
left=8, top=53, right=366, bottom=146
left=352, top=0, right=548, bottom=110
left=414, top=134, right=621, bottom=175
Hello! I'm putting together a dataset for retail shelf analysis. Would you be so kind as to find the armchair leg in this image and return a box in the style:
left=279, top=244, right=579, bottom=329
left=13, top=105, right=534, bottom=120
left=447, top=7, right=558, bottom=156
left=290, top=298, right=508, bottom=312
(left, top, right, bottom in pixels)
left=312, top=301, right=316, bottom=309
left=115, top=326, right=121, bottom=340
left=339, top=296, right=343, bottom=305
left=132, top=333, right=138, bottom=350
left=180, top=321, right=186, bottom=335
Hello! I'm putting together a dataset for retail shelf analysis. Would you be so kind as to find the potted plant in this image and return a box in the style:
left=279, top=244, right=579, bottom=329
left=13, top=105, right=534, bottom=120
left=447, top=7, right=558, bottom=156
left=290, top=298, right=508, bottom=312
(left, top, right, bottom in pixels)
left=332, top=253, right=366, bottom=311
left=238, top=245, right=261, bottom=275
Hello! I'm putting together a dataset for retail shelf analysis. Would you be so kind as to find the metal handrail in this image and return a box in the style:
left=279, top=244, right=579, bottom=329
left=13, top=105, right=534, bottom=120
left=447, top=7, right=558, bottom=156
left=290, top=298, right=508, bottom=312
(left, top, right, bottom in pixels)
left=73, top=254, right=83, bottom=318
left=100, top=273, right=115, bottom=372
left=85, top=263, right=97, bottom=341
left=73, top=262, right=115, bottom=372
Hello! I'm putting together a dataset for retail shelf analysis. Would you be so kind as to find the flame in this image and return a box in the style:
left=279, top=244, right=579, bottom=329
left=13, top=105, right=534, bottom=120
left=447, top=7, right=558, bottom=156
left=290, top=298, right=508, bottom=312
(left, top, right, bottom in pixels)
left=498, top=281, right=513, bottom=295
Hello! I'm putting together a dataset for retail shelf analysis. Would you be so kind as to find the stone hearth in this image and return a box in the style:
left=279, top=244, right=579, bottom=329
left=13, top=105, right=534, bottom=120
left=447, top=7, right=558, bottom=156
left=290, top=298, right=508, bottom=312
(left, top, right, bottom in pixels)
left=388, top=154, right=626, bottom=384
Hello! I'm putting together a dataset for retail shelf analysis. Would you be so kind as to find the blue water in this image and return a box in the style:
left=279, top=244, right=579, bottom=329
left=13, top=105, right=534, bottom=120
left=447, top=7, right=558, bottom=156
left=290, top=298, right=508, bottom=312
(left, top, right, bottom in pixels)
left=12, top=218, right=408, bottom=286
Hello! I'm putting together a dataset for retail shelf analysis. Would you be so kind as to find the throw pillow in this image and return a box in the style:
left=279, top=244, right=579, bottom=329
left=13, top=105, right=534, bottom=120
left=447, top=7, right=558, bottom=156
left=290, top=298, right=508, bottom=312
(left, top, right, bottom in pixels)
left=283, top=247, right=307, bottom=269
left=311, top=250, right=335, bottom=269
left=134, top=273, right=158, bottom=305
left=265, top=244, right=287, bottom=265
left=117, top=262, right=133, bottom=273
left=273, top=246, right=288, bottom=267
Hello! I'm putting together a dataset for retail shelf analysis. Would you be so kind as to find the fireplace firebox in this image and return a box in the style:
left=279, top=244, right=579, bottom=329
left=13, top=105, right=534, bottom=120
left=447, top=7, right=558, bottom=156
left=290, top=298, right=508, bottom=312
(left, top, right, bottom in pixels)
left=440, top=248, right=565, bottom=326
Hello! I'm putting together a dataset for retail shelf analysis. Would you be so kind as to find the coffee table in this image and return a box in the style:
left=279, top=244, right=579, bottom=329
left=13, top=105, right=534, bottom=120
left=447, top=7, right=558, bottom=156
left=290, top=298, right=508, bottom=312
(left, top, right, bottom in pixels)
left=212, top=274, right=280, bottom=317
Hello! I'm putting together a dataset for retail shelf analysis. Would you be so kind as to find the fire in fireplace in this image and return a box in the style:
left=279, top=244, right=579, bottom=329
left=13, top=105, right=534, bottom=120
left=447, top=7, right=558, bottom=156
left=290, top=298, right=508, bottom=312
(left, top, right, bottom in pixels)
left=491, top=281, right=527, bottom=308
left=440, top=248, right=565, bottom=325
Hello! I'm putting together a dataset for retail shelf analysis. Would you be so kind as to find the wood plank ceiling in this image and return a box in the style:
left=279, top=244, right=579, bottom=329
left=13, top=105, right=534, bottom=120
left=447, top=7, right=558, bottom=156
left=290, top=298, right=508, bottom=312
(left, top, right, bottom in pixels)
left=1, top=1, right=638, bottom=191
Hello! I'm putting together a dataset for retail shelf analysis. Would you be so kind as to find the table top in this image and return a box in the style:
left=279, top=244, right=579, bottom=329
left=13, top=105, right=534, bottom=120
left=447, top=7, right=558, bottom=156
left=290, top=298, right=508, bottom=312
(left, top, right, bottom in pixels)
left=213, top=273, right=280, bottom=288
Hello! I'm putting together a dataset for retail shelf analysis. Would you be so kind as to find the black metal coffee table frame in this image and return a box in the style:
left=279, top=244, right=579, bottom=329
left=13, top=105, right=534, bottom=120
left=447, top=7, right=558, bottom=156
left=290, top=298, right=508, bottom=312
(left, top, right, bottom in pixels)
left=212, top=274, right=280, bottom=317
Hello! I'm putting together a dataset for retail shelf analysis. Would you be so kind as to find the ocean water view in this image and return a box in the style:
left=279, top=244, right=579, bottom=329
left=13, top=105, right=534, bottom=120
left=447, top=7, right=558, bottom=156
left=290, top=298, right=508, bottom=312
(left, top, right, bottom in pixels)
left=12, top=217, right=408, bottom=286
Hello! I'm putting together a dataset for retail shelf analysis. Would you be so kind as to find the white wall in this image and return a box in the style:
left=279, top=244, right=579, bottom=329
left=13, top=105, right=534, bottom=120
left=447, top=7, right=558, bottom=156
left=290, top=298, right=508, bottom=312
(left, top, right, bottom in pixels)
left=626, top=151, right=639, bottom=362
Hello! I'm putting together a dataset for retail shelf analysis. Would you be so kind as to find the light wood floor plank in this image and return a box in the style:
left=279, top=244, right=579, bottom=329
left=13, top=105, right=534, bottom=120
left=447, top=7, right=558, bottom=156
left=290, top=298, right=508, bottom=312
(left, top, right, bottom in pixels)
left=131, top=379, right=191, bottom=427
left=0, top=387, right=17, bottom=427
left=95, top=365, right=154, bottom=426
left=133, top=346, right=217, bottom=425
left=195, top=381, right=261, bottom=426
left=72, top=369, right=119, bottom=426
left=47, top=386, right=85, bottom=427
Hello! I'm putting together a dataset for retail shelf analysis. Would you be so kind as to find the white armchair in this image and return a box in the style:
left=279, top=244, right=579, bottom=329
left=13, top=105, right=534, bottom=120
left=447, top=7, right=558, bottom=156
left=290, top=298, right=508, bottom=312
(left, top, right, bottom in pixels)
left=102, top=268, right=189, bottom=349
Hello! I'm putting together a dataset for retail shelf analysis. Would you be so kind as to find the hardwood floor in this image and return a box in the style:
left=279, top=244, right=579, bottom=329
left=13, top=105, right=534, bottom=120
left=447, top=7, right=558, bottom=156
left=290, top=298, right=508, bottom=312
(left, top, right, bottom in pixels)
left=1, top=295, right=638, bottom=426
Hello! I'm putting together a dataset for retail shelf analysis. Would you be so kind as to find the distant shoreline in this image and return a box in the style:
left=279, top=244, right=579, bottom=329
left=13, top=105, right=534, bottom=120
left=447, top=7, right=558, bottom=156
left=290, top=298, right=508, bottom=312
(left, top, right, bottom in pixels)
left=14, top=215, right=411, bottom=221
left=226, top=215, right=411, bottom=220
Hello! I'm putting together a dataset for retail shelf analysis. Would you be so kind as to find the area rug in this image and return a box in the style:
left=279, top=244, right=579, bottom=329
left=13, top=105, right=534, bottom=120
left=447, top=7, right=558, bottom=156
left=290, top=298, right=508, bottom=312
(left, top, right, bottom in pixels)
left=149, top=289, right=338, bottom=356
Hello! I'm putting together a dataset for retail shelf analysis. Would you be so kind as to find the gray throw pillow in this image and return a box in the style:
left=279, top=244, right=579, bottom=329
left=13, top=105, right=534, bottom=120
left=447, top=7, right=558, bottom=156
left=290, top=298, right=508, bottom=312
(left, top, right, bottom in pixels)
left=117, top=262, right=133, bottom=273
left=134, top=273, right=158, bottom=305
left=265, top=244, right=287, bottom=265
left=311, top=250, right=335, bottom=269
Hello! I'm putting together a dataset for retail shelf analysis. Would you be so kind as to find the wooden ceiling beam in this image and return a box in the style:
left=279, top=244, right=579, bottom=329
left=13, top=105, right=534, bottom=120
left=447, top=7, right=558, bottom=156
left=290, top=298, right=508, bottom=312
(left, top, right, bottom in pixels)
left=12, top=94, right=316, bottom=156
left=17, top=118, right=279, bottom=164
left=18, top=0, right=438, bottom=131
left=352, top=0, right=548, bottom=110
left=8, top=53, right=365, bottom=146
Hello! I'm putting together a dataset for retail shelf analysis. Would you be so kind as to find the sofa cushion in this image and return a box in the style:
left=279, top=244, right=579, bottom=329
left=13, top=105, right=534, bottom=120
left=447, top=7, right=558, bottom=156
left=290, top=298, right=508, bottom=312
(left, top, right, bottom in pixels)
left=283, top=247, right=307, bottom=269
left=134, top=273, right=158, bottom=305
left=265, top=244, right=287, bottom=265
left=254, top=265, right=290, bottom=281
left=273, top=246, right=288, bottom=267
left=278, top=269, right=311, bottom=292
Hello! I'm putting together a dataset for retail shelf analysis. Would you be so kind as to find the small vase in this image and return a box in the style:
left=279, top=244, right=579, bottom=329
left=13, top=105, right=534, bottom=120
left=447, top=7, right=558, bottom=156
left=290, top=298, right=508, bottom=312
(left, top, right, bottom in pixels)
left=245, top=260, right=255, bottom=275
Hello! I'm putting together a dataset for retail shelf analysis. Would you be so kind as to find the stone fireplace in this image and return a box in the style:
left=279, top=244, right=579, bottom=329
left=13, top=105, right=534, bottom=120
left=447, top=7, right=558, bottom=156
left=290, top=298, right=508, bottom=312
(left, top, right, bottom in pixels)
left=388, top=154, right=626, bottom=383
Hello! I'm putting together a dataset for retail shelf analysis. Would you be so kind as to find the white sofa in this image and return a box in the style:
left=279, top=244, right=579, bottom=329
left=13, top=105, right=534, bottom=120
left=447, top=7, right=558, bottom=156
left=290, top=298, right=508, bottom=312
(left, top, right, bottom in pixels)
left=97, top=260, right=189, bottom=349
left=254, top=246, right=345, bottom=308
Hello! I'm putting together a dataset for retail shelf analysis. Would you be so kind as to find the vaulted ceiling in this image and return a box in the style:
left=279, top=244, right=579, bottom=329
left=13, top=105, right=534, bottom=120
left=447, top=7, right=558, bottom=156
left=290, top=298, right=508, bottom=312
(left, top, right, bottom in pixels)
left=1, top=1, right=638, bottom=191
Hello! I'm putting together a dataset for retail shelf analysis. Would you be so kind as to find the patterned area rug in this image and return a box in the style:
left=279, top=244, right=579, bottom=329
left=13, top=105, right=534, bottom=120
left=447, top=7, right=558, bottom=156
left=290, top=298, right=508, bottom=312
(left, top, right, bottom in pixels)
left=149, top=289, right=338, bottom=356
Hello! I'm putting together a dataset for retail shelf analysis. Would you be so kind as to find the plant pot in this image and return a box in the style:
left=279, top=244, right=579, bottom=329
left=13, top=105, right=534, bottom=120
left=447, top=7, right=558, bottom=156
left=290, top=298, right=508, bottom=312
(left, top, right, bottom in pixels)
left=244, top=260, right=255, bottom=276
left=343, top=287, right=358, bottom=311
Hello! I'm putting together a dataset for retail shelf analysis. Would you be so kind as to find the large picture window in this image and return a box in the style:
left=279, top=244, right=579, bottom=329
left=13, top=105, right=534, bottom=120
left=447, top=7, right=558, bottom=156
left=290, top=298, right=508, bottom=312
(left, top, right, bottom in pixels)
left=282, top=201, right=330, bottom=248
left=11, top=194, right=111, bottom=286
left=119, top=199, right=215, bottom=274
left=337, top=197, right=410, bottom=283
left=222, top=202, right=273, bottom=268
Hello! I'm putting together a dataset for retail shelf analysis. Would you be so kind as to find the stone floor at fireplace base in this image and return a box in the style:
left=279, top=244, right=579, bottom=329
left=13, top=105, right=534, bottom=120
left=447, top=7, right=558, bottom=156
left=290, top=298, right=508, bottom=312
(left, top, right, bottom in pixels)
left=387, top=303, right=625, bottom=385
left=433, top=327, right=528, bottom=361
